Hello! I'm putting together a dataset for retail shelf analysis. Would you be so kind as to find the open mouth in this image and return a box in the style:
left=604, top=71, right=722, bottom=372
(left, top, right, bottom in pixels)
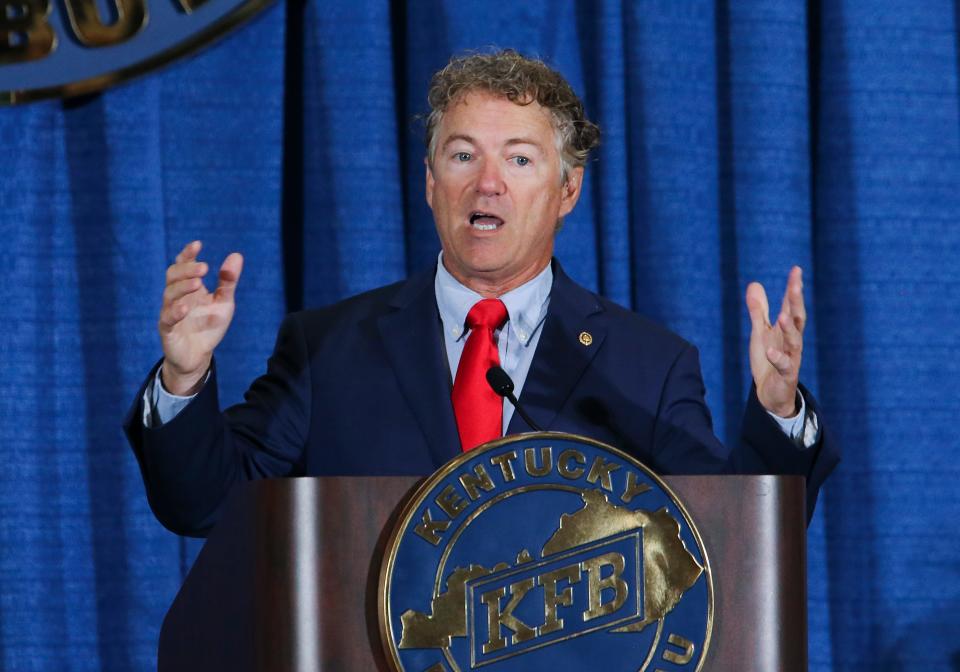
left=469, top=211, right=504, bottom=231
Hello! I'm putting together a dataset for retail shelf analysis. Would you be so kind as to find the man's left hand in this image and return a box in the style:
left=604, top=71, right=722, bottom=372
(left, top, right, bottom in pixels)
left=745, top=266, right=806, bottom=418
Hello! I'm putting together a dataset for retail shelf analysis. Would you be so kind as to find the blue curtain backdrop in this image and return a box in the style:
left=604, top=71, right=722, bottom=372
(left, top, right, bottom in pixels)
left=1, top=0, right=958, bottom=669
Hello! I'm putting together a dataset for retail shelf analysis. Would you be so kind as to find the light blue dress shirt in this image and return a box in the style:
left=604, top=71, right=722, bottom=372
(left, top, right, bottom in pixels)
left=434, top=253, right=552, bottom=434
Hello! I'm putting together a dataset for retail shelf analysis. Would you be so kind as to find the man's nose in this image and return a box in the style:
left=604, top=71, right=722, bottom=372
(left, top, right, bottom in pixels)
left=475, top=159, right=505, bottom=196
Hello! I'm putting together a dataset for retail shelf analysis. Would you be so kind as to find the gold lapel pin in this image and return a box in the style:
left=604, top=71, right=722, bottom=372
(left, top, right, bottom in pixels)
left=579, top=331, right=593, bottom=346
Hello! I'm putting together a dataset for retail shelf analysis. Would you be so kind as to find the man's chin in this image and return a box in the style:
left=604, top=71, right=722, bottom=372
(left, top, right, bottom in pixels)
left=449, top=255, right=552, bottom=295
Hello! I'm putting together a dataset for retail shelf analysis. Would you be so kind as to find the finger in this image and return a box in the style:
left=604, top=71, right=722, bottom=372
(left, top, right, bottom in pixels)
left=166, top=260, right=209, bottom=285
left=777, top=311, right=803, bottom=352
left=174, top=240, right=202, bottom=265
left=163, top=276, right=206, bottom=305
left=745, top=282, right=771, bottom=330
left=785, top=266, right=807, bottom=330
left=214, top=253, right=244, bottom=303
left=158, top=300, right=191, bottom=330
left=766, top=346, right=794, bottom=377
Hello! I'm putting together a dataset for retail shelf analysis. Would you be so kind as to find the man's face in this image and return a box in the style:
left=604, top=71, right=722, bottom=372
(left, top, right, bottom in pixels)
left=426, top=91, right=584, bottom=296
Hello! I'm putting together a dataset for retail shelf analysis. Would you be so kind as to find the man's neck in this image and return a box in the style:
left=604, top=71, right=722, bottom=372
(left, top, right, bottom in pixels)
left=439, top=257, right=552, bottom=298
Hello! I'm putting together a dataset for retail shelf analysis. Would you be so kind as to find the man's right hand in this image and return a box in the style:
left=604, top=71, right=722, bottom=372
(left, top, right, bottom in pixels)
left=158, top=241, right=244, bottom=396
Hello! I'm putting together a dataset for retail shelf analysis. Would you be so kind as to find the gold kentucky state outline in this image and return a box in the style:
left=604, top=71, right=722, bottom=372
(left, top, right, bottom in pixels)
left=399, top=489, right=703, bottom=648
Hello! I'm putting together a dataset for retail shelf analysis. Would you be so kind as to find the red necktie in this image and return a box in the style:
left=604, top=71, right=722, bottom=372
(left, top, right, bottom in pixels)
left=452, top=299, right=509, bottom=451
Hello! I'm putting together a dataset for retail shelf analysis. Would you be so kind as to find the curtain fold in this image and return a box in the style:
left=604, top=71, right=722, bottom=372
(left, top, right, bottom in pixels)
left=0, top=0, right=957, bottom=668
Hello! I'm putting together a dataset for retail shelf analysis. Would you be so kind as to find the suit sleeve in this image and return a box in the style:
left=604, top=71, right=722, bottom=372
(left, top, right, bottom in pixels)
left=737, top=383, right=841, bottom=521
left=123, top=314, right=312, bottom=537
left=650, top=344, right=732, bottom=475
left=652, top=344, right=840, bottom=522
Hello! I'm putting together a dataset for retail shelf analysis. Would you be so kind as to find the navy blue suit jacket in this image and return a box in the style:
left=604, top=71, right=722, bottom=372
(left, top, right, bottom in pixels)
left=125, top=262, right=839, bottom=536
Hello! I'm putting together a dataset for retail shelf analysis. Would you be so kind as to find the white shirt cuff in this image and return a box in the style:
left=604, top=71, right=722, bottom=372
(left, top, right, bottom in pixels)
left=765, top=391, right=820, bottom=448
left=141, top=365, right=209, bottom=427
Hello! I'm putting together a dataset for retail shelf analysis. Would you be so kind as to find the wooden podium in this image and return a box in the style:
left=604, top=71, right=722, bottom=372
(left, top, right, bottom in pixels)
left=157, top=475, right=806, bottom=671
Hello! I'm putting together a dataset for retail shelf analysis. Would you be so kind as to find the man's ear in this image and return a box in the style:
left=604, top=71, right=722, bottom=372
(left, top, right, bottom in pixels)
left=425, top=159, right=435, bottom=209
left=558, top=166, right=585, bottom=218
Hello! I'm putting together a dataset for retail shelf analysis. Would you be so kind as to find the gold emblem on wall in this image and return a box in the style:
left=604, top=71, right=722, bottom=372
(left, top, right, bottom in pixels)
left=1, top=0, right=275, bottom=103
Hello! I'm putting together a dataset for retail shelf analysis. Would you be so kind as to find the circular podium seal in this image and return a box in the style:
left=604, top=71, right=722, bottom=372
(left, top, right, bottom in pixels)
left=379, top=433, right=713, bottom=671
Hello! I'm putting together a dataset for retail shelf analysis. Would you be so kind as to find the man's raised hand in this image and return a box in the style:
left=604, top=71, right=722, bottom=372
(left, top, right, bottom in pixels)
left=745, top=266, right=806, bottom=418
left=158, top=241, right=243, bottom=395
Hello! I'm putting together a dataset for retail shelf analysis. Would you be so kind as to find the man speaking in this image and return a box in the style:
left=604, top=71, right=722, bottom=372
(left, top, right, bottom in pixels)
left=125, top=50, right=839, bottom=537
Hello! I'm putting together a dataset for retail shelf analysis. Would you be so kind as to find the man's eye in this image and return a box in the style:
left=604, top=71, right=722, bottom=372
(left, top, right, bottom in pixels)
left=513, top=156, right=530, bottom=166
left=455, top=152, right=472, bottom=162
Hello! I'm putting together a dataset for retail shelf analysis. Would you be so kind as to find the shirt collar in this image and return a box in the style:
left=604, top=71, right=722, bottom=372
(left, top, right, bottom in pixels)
left=434, top=252, right=552, bottom=346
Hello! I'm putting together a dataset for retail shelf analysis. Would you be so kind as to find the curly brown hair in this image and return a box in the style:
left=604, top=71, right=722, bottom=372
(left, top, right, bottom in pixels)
left=425, top=49, right=601, bottom=182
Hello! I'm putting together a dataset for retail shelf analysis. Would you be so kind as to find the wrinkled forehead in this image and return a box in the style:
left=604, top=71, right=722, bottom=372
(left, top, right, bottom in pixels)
left=435, top=90, right=559, bottom=147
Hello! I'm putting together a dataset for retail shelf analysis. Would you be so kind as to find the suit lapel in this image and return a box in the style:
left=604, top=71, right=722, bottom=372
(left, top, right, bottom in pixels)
left=508, top=262, right=606, bottom=434
left=377, top=268, right=462, bottom=467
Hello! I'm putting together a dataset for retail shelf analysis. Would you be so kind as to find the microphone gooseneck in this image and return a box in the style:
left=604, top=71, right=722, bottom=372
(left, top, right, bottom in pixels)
left=485, top=366, right=543, bottom=432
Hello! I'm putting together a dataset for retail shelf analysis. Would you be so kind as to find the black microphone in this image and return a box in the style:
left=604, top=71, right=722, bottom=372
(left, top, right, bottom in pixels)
left=486, top=365, right=543, bottom=432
